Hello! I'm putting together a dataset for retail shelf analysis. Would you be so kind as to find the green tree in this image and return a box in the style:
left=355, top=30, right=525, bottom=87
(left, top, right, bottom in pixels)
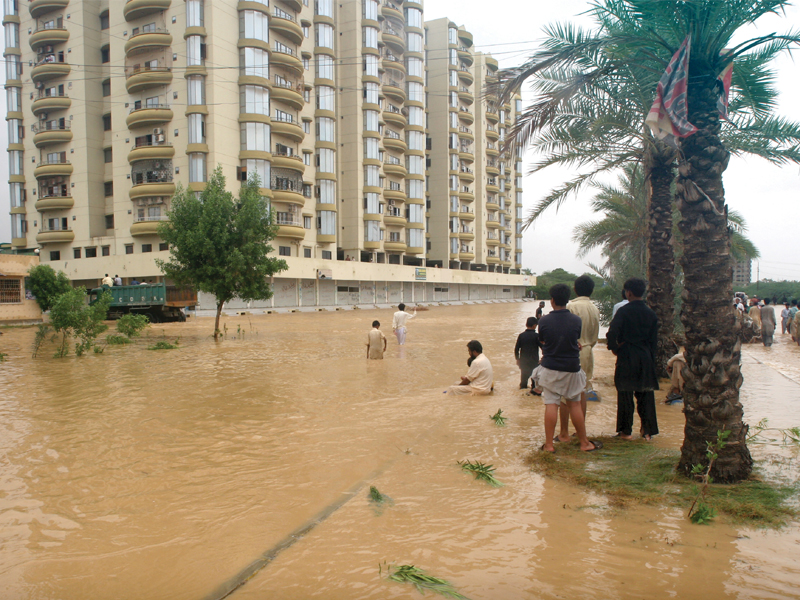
left=156, top=166, right=288, bottom=339
left=27, top=264, right=72, bottom=312
left=495, top=0, right=800, bottom=482
left=49, top=287, right=112, bottom=357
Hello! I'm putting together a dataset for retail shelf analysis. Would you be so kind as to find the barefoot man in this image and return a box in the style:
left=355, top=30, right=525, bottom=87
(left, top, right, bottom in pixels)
left=391, top=303, right=416, bottom=345
left=532, top=284, right=602, bottom=453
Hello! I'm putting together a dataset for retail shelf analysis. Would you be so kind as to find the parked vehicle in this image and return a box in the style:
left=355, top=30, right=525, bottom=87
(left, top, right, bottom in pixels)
left=88, top=283, right=196, bottom=322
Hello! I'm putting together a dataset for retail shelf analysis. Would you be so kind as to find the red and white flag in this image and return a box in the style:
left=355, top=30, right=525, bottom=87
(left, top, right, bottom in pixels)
left=645, top=36, right=697, bottom=145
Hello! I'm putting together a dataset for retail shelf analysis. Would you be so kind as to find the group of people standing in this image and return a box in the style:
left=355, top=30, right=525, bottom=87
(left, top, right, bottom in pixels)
left=737, top=296, right=800, bottom=347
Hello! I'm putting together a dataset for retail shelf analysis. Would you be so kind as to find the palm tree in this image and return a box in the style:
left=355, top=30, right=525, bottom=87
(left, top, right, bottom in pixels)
left=493, top=0, right=800, bottom=482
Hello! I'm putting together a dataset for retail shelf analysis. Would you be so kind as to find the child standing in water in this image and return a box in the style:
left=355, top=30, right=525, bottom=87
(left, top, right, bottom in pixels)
left=366, top=320, right=387, bottom=359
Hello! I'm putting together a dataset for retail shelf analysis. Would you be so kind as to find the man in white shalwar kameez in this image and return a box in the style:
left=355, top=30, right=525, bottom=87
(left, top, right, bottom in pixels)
left=448, top=340, right=493, bottom=396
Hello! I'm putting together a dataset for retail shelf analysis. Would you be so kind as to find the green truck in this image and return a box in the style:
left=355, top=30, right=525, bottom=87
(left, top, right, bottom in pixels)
left=88, top=283, right=196, bottom=322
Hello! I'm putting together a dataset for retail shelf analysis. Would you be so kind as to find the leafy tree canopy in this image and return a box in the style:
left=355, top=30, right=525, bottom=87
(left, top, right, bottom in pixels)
left=156, top=166, right=288, bottom=337
left=27, top=264, right=72, bottom=312
left=529, top=268, right=603, bottom=301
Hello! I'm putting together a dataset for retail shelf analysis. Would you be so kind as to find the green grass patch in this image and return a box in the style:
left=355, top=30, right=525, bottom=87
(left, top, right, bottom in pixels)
left=526, top=436, right=797, bottom=527
left=105, top=334, right=132, bottom=345
left=148, top=341, right=178, bottom=350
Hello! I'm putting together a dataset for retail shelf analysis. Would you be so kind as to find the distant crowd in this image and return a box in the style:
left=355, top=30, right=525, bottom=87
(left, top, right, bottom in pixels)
left=734, top=296, right=800, bottom=348
left=364, top=276, right=668, bottom=455
left=100, top=274, right=154, bottom=287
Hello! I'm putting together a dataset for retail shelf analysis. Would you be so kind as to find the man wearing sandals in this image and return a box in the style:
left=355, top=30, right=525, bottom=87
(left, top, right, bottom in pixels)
left=532, top=284, right=602, bottom=453
left=607, top=278, right=660, bottom=440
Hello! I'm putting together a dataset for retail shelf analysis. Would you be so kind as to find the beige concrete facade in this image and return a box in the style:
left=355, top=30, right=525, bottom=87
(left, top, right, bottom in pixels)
left=0, top=253, right=42, bottom=323
left=5, top=0, right=524, bottom=288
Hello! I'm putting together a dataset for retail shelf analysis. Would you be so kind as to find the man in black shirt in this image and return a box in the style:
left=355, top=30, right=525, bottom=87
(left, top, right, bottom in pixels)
left=607, top=277, right=660, bottom=440
left=532, top=284, right=603, bottom=453
left=514, top=316, right=540, bottom=390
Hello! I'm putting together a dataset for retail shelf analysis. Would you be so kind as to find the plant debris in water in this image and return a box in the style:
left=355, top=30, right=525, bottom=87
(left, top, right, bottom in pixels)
left=526, top=436, right=797, bottom=527
left=459, top=460, right=503, bottom=487
left=385, top=564, right=469, bottom=599
left=369, top=486, right=385, bottom=503
left=148, top=341, right=178, bottom=350
left=490, top=408, right=507, bottom=427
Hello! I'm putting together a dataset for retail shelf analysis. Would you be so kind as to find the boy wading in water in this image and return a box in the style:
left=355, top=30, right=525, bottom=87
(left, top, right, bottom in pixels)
left=391, top=303, right=416, bottom=345
left=514, top=317, right=539, bottom=390
left=366, top=320, right=387, bottom=359
left=532, top=284, right=602, bottom=453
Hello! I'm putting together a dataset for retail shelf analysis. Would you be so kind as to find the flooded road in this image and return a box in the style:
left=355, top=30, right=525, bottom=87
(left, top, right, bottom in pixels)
left=1, top=303, right=798, bottom=599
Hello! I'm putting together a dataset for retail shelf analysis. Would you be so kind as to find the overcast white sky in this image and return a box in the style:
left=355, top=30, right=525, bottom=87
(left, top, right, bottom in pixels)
left=2, top=1, right=798, bottom=282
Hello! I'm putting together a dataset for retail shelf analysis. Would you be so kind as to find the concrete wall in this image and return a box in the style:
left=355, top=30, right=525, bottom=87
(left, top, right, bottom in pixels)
left=0, top=255, right=42, bottom=323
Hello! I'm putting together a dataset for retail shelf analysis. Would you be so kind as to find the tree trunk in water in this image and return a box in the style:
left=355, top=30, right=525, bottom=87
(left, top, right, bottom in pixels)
left=676, top=69, right=752, bottom=483
left=214, top=301, right=223, bottom=340
left=645, top=140, right=677, bottom=379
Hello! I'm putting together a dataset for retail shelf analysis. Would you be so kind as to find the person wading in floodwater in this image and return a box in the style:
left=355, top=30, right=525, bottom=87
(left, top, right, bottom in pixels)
left=391, top=303, right=416, bottom=345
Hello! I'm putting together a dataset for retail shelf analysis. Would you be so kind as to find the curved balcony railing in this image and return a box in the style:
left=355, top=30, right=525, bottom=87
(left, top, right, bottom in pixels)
left=32, top=121, right=71, bottom=133
left=133, top=215, right=169, bottom=223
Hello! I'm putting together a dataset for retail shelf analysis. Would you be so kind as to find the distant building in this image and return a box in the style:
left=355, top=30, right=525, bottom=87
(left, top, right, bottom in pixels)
left=733, top=259, right=751, bottom=287
left=0, top=254, right=42, bottom=324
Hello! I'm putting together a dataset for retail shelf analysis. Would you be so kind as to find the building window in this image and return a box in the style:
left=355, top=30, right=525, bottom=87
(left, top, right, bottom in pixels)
left=101, top=45, right=110, bottom=63
left=73, top=248, right=81, bottom=259
left=103, top=114, right=111, bottom=131
left=103, top=215, right=114, bottom=230
left=303, top=247, right=311, bottom=258
left=100, top=11, right=110, bottom=30
left=142, top=244, right=153, bottom=253
left=322, top=250, right=332, bottom=260
left=85, top=247, right=97, bottom=258
left=104, top=148, right=113, bottom=163
left=302, top=25, right=309, bottom=38
left=102, top=246, right=110, bottom=256
left=188, top=153, right=206, bottom=182
left=279, top=246, right=291, bottom=256
left=102, top=79, right=111, bottom=97
left=0, top=279, right=21, bottom=303
left=49, top=251, right=61, bottom=261
left=125, top=244, right=134, bottom=255
left=303, top=216, right=312, bottom=229
left=303, top=153, right=311, bottom=166
left=159, top=242, right=168, bottom=251
left=104, top=181, right=114, bottom=196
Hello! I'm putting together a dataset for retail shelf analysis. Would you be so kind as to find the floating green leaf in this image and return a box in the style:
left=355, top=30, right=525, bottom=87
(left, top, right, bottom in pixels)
left=387, top=564, right=469, bottom=599
left=459, top=460, right=503, bottom=487
left=490, top=409, right=507, bottom=427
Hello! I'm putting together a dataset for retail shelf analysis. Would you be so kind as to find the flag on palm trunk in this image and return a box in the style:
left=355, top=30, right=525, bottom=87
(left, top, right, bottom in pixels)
left=645, top=37, right=696, bottom=146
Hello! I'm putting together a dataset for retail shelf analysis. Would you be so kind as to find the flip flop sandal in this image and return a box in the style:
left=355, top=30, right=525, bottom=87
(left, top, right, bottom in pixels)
left=583, top=440, right=603, bottom=452
left=539, top=444, right=555, bottom=454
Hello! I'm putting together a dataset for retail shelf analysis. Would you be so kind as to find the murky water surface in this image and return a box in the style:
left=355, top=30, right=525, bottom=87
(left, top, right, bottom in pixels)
left=1, top=303, right=799, bottom=599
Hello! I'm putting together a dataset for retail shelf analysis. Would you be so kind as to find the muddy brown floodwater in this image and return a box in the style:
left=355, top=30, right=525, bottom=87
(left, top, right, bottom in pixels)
left=1, top=302, right=799, bottom=600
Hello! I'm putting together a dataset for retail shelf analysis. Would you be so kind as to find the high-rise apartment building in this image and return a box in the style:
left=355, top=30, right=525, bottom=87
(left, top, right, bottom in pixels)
left=5, top=0, right=524, bottom=289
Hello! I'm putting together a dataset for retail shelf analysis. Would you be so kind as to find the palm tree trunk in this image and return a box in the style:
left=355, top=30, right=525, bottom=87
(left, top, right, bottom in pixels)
left=675, top=68, right=752, bottom=483
left=644, top=140, right=677, bottom=378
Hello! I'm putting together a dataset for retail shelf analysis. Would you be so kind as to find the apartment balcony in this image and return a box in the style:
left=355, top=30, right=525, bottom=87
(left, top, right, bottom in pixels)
left=458, top=148, right=474, bottom=163
left=125, top=29, right=172, bottom=56
left=486, top=256, right=500, bottom=265
left=129, top=181, right=175, bottom=200
left=485, top=56, right=499, bottom=72
left=382, top=77, right=406, bottom=102
left=459, top=230, right=475, bottom=241
left=270, top=12, right=303, bottom=45
left=458, top=125, right=473, bottom=141
left=271, top=180, right=306, bottom=206
left=128, top=141, right=175, bottom=164
left=126, top=104, right=173, bottom=128
left=125, top=65, right=173, bottom=94
left=381, top=26, right=404, bottom=53
left=384, top=241, right=407, bottom=252
left=486, top=199, right=500, bottom=210
left=383, top=133, right=407, bottom=153
left=271, top=115, right=305, bottom=143
left=384, top=214, right=407, bottom=226
left=279, top=0, right=303, bottom=11
left=485, top=125, right=499, bottom=140
left=32, top=123, right=72, bottom=148
left=29, top=27, right=69, bottom=51
left=458, top=168, right=474, bottom=183
left=457, top=67, right=473, bottom=85
left=383, top=159, right=407, bottom=177
left=123, top=0, right=172, bottom=22
left=486, top=182, right=500, bottom=194
left=272, top=44, right=303, bottom=75
left=130, top=215, right=168, bottom=237
left=31, top=93, right=70, bottom=116
left=31, top=56, right=70, bottom=84
left=11, top=237, right=28, bottom=248
left=458, top=87, right=474, bottom=105
left=383, top=106, right=407, bottom=128
left=271, top=77, right=305, bottom=110
left=486, top=236, right=500, bottom=246
left=29, top=0, right=70, bottom=19
left=459, top=210, right=475, bottom=221
left=271, top=151, right=305, bottom=174
left=486, top=163, right=500, bottom=176
left=486, top=109, right=499, bottom=123
left=37, top=227, right=74, bottom=244
left=381, top=0, right=403, bottom=21
left=34, top=159, right=73, bottom=179
left=486, top=219, right=501, bottom=229
left=457, top=107, right=473, bottom=125
left=35, top=195, right=73, bottom=212
left=383, top=185, right=407, bottom=202
left=458, top=189, right=474, bottom=201
left=485, top=145, right=499, bottom=157
left=381, top=52, right=405, bottom=74
left=459, top=252, right=475, bottom=261
left=457, top=29, right=473, bottom=47
left=275, top=215, right=305, bottom=239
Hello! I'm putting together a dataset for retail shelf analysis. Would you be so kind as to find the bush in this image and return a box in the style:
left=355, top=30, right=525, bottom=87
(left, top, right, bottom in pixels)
left=116, top=313, right=150, bottom=338
left=148, top=341, right=177, bottom=350
left=106, top=335, right=132, bottom=345
left=27, top=265, right=72, bottom=312
left=49, top=288, right=112, bottom=357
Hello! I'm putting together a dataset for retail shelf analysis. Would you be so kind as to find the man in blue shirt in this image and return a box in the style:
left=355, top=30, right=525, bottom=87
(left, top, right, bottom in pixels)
left=532, top=284, right=603, bottom=453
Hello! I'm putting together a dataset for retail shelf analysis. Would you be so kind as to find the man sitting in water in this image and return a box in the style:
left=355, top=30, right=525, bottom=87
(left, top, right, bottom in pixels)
left=532, top=284, right=601, bottom=453
left=448, top=340, right=493, bottom=396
